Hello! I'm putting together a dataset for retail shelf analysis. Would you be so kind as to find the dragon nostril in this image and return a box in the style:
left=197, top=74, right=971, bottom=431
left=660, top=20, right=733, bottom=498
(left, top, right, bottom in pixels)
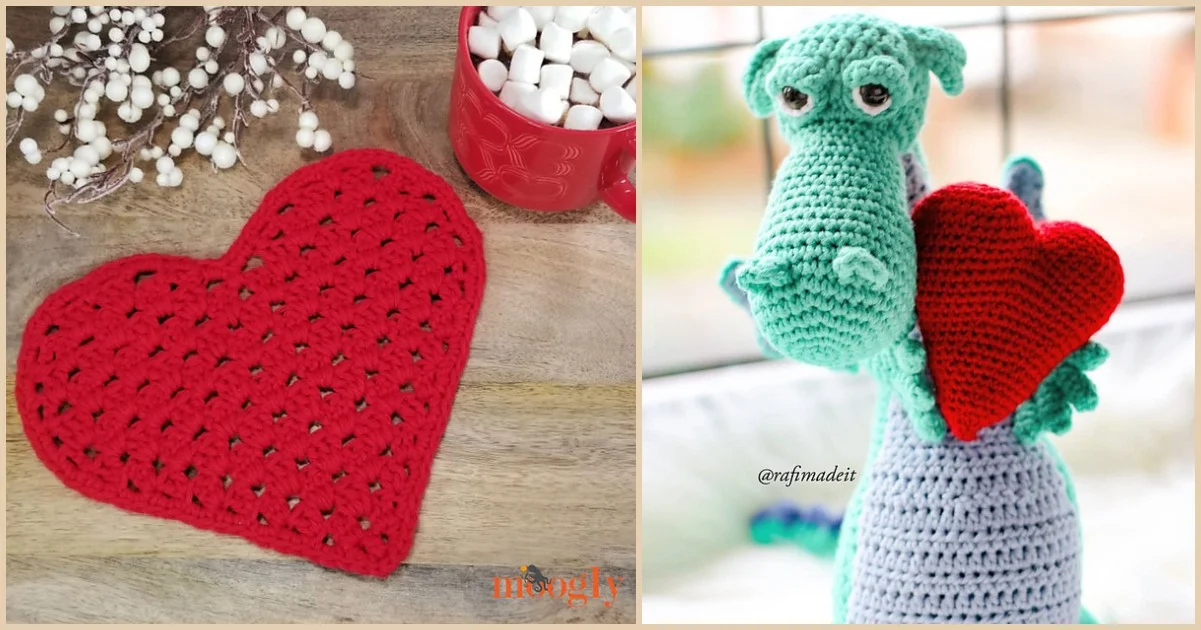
left=832, top=247, right=890, bottom=290
left=735, top=254, right=796, bottom=292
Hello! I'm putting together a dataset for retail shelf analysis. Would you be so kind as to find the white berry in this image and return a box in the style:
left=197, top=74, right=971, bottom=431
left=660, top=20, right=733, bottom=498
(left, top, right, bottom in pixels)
left=295, top=127, right=315, bottom=148
left=212, top=142, right=237, bottom=169
left=322, top=58, right=343, bottom=81
left=74, top=144, right=99, bottom=165
left=332, top=40, right=353, bottom=61
left=286, top=7, right=306, bottom=30
left=249, top=52, right=269, bottom=76
left=301, top=17, right=326, bottom=44
left=322, top=30, right=342, bottom=50
left=223, top=73, right=245, bottom=95
left=160, top=67, right=181, bottom=87
left=312, top=129, right=332, bottom=152
left=205, top=25, right=226, bottom=48
left=128, top=43, right=150, bottom=73
left=194, top=131, right=218, bottom=156
left=104, top=80, right=128, bottom=102
left=298, top=111, right=319, bottom=130
left=188, top=67, right=209, bottom=89
left=13, top=74, right=39, bottom=97
left=171, top=126, right=194, bottom=149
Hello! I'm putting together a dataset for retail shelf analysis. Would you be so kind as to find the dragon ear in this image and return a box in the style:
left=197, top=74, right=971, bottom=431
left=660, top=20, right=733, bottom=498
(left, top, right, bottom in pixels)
left=743, top=37, right=787, bottom=117
left=902, top=25, right=967, bottom=96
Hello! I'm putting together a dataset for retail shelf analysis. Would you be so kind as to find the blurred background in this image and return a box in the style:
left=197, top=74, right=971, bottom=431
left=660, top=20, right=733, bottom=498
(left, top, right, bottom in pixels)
left=641, top=6, right=1195, bottom=624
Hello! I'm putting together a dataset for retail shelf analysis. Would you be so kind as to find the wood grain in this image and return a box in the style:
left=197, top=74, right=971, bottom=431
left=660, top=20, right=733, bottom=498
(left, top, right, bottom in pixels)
left=5, top=6, right=635, bottom=623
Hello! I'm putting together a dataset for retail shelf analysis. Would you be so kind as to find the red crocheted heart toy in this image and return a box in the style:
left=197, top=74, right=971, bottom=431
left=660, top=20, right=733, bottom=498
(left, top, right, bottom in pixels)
left=15, top=149, right=486, bottom=577
left=913, top=182, right=1123, bottom=441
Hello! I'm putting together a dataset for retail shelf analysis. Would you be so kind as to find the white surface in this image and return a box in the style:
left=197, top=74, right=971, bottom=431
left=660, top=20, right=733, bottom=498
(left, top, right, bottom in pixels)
left=642, top=299, right=1196, bottom=623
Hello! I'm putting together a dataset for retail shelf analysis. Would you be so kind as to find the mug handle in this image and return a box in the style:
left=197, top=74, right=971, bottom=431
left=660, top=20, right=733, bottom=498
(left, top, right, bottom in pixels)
left=601, top=134, right=636, bottom=223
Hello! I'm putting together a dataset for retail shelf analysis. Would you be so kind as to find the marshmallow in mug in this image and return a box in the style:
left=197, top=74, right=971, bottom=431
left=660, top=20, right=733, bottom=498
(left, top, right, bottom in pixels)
left=569, top=40, right=610, bottom=74
left=570, top=77, right=599, bottom=107
left=477, top=58, right=508, bottom=92
left=471, top=6, right=638, bottom=129
left=468, top=24, right=501, bottom=59
left=540, top=64, right=574, bottom=100
left=539, top=22, right=573, bottom=64
left=508, top=44, right=544, bottom=84
left=498, top=8, right=537, bottom=53
left=564, top=104, right=604, bottom=131
left=599, top=85, right=635, bottom=124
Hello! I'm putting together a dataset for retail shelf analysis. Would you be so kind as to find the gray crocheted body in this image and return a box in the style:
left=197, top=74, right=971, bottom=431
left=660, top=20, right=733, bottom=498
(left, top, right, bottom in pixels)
left=846, top=402, right=1081, bottom=623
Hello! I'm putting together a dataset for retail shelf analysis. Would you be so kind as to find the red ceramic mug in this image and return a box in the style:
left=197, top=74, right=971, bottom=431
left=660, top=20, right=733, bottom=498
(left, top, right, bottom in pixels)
left=448, top=6, right=636, bottom=221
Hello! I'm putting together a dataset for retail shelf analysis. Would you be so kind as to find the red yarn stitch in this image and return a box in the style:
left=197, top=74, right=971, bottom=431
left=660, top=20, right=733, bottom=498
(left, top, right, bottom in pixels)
left=15, top=149, right=486, bottom=577
left=913, top=182, right=1123, bottom=441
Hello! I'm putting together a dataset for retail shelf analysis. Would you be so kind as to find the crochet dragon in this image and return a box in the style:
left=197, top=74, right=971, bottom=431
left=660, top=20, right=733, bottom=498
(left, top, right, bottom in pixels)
left=720, top=14, right=1124, bottom=624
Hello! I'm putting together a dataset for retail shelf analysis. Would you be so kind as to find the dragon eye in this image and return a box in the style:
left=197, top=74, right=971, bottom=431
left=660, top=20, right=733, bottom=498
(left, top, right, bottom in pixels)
left=853, top=84, right=891, bottom=115
left=778, top=86, right=813, bottom=116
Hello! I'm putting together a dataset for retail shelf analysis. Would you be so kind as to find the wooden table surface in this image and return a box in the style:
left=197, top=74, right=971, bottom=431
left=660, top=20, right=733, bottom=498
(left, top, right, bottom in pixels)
left=4, top=6, right=635, bottom=623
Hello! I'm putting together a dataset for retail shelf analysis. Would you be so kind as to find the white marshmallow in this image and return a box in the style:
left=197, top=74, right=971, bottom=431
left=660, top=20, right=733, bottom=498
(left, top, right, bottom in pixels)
left=589, top=56, right=632, bottom=93
left=570, top=39, right=610, bottom=75
left=499, top=80, right=537, bottom=113
left=570, top=76, right=599, bottom=106
left=607, top=27, right=636, bottom=62
left=564, top=104, right=603, bottom=131
left=521, top=87, right=567, bottom=125
left=625, top=76, right=637, bottom=102
left=467, top=25, right=500, bottom=59
left=498, top=7, right=537, bottom=53
left=485, top=6, right=517, bottom=21
left=540, top=63, right=573, bottom=100
left=539, top=21, right=572, bottom=64
left=599, top=85, right=635, bottom=124
left=478, top=12, right=497, bottom=28
left=554, top=6, right=593, bottom=33
left=526, top=6, right=555, bottom=31
left=587, top=6, right=631, bottom=47
left=478, top=58, right=508, bottom=92
left=508, top=44, right=544, bottom=84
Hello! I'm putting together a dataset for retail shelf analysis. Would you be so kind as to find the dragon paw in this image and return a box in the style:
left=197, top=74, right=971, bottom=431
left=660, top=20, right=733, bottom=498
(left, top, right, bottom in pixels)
left=1013, top=341, right=1107, bottom=444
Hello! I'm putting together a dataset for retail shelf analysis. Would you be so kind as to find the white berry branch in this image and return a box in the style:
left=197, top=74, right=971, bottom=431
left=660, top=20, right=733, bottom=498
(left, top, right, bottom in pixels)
left=5, top=6, right=359, bottom=233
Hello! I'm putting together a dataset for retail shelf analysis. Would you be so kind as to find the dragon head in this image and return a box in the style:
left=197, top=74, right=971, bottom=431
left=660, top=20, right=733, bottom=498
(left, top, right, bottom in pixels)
left=736, top=14, right=966, bottom=368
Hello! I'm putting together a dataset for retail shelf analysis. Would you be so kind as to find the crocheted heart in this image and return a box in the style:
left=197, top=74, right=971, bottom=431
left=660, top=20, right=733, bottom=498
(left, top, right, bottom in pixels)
left=15, top=149, right=485, bottom=577
left=912, top=183, right=1123, bottom=441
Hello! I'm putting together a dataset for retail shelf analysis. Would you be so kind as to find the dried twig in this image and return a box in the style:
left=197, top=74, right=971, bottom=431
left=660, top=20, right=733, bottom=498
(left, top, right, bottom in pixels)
left=6, top=6, right=358, bottom=231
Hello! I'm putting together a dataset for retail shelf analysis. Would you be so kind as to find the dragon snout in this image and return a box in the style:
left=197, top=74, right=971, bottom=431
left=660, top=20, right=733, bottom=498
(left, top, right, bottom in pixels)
left=730, top=245, right=906, bottom=368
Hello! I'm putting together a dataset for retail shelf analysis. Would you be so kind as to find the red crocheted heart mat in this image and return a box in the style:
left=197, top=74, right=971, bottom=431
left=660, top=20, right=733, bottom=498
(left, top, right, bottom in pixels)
left=913, top=182, right=1123, bottom=441
left=15, top=149, right=486, bottom=577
